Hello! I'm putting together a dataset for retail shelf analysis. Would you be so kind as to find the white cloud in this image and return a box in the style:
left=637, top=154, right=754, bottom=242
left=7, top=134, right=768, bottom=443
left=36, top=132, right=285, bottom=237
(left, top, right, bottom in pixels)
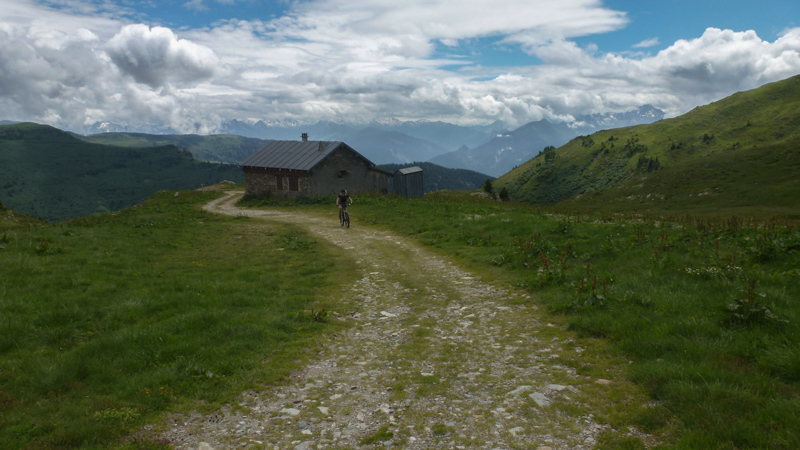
left=633, top=37, right=659, bottom=48
left=183, top=0, right=208, bottom=12
left=0, top=1, right=798, bottom=133
left=106, top=24, right=219, bottom=88
left=651, top=28, right=800, bottom=98
left=266, top=0, right=628, bottom=61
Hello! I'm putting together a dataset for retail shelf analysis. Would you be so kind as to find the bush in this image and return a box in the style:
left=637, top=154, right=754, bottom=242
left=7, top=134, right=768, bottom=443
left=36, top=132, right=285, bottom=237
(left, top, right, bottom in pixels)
left=499, top=187, right=509, bottom=201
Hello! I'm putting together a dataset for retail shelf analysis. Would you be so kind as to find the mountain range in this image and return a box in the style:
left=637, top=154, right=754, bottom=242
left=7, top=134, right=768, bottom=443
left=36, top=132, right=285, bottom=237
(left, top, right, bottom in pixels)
left=216, top=108, right=663, bottom=171
left=3, top=71, right=798, bottom=220
left=429, top=120, right=578, bottom=176
left=73, top=106, right=664, bottom=172
left=495, top=74, right=800, bottom=217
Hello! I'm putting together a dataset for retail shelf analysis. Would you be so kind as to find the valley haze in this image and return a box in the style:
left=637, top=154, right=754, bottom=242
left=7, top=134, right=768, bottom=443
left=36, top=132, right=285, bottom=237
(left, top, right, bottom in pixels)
left=72, top=104, right=663, bottom=176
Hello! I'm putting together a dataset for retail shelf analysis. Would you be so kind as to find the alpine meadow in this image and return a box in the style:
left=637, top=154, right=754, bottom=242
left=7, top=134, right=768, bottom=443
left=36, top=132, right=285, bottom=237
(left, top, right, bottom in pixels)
left=496, top=75, right=800, bottom=218
left=1, top=76, right=800, bottom=450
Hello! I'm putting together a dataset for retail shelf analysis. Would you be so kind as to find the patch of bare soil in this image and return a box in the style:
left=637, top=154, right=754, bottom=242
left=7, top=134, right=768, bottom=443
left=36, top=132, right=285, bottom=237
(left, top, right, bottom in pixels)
left=152, top=191, right=657, bottom=450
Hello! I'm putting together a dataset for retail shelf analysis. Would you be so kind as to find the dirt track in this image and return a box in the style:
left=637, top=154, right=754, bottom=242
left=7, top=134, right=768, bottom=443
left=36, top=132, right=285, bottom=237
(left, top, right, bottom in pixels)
left=155, top=190, right=655, bottom=450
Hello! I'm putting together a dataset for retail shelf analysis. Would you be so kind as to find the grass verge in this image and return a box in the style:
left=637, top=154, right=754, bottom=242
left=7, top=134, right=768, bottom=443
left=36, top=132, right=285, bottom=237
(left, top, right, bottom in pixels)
left=271, top=190, right=799, bottom=449
left=0, top=190, right=352, bottom=449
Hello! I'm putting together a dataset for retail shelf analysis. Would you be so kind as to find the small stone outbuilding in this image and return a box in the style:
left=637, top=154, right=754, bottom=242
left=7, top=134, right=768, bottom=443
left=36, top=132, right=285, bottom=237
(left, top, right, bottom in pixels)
left=242, top=135, right=390, bottom=198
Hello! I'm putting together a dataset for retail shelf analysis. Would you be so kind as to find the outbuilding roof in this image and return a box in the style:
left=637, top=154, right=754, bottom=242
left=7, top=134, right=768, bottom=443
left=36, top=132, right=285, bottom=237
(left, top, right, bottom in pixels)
left=396, top=166, right=423, bottom=175
left=242, top=140, right=352, bottom=171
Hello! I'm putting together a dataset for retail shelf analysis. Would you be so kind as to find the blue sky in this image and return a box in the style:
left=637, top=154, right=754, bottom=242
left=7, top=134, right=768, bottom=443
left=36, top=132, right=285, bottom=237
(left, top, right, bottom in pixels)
left=130, top=0, right=799, bottom=64
left=590, top=0, right=797, bottom=51
left=1, top=0, right=799, bottom=132
left=139, top=1, right=798, bottom=51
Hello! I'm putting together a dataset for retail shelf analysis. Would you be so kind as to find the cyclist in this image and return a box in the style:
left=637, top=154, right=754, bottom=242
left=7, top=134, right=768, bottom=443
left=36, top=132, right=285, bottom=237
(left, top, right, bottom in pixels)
left=336, top=189, right=352, bottom=226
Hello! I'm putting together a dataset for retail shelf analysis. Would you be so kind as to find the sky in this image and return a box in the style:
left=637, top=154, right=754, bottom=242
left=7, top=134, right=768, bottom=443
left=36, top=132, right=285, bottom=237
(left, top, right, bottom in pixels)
left=0, top=0, right=798, bottom=133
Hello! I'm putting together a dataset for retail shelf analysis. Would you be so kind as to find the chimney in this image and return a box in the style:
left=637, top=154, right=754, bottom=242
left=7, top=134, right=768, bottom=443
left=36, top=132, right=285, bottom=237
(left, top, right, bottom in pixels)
left=301, top=132, right=308, bottom=142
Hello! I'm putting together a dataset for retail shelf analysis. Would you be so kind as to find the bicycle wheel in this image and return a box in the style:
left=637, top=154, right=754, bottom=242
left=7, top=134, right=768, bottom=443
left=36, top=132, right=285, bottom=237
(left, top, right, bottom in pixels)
left=344, top=210, right=350, bottom=228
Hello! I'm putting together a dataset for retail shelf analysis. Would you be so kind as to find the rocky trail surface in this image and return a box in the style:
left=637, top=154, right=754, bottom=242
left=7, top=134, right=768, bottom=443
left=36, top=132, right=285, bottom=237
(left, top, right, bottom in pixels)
left=155, top=190, right=656, bottom=450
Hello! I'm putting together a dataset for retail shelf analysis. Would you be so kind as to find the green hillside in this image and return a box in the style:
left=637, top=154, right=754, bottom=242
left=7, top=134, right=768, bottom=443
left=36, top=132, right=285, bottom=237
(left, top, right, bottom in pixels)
left=0, top=189, right=344, bottom=449
left=376, top=161, right=493, bottom=192
left=0, top=123, right=244, bottom=221
left=352, top=192, right=800, bottom=449
left=496, top=75, right=800, bottom=217
left=76, top=132, right=267, bottom=164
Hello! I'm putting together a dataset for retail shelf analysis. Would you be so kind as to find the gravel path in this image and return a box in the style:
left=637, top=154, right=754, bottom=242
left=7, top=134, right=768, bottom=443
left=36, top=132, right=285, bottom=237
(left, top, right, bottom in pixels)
left=155, top=190, right=655, bottom=450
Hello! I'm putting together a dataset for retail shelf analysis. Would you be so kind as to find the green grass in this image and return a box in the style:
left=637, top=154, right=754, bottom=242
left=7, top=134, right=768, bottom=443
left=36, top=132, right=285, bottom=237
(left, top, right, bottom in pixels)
left=5, top=185, right=799, bottom=449
left=556, top=135, right=800, bottom=218
left=359, top=425, right=394, bottom=445
left=0, top=190, right=352, bottom=449
left=496, top=74, right=800, bottom=217
left=315, top=191, right=798, bottom=449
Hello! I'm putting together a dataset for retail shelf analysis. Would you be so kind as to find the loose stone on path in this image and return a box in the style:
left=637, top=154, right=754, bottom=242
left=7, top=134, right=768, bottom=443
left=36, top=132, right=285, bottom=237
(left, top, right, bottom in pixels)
left=149, top=190, right=662, bottom=450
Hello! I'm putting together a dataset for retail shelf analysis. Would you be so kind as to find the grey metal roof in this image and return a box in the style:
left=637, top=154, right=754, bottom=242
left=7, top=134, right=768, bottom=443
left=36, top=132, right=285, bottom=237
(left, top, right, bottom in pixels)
left=396, top=166, right=423, bottom=175
left=241, top=140, right=346, bottom=171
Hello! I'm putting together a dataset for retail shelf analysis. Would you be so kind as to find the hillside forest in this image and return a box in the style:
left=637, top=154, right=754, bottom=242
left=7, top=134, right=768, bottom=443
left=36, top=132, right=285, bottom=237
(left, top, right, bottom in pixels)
left=0, top=124, right=244, bottom=221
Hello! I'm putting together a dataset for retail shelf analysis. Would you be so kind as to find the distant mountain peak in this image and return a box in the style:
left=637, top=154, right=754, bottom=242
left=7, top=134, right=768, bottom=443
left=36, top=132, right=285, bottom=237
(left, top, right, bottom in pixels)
left=573, top=104, right=665, bottom=131
left=372, top=118, right=404, bottom=126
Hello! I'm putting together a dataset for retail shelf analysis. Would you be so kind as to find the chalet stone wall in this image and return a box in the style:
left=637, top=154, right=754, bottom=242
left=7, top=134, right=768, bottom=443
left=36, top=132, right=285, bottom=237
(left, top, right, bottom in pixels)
left=244, top=169, right=311, bottom=199
left=311, top=148, right=390, bottom=196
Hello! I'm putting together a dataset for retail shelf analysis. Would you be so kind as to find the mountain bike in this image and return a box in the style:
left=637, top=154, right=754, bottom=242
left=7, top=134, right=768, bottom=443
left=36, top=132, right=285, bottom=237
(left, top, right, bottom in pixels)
left=339, top=205, right=350, bottom=228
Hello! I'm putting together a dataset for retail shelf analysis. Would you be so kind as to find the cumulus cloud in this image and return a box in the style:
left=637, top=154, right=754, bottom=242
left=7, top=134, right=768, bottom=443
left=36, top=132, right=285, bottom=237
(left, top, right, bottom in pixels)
left=651, top=28, right=800, bottom=100
left=0, top=8, right=219, bottom=131
left=0, top=25, right=119, bottom=129
left=0, top=0, right=798, bottom=133
left=106, top=24, right=219, bottom=88
left=485, top=27, right=800, bottom=122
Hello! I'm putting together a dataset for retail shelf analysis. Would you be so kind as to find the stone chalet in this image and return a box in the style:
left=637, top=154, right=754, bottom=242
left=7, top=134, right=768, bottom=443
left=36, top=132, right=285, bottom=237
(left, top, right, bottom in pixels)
left=241, top=134, right=391, bottom=198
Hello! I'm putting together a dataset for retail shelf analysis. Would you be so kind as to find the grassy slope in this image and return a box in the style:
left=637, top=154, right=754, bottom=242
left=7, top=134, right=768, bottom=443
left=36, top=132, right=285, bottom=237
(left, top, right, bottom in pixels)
left=0, top=123, right=244, bottom=221
left=343, top=192, right=800, bottom=449
left=4, top=184, right=799, bottom=448
left=0, top=189, right=353, bottom=450
left=0, top=200, right=41, bottom=231
left=496, top=75, right=800, bottom=217
left=566, top=136, right=800, bottom=217
left=76, top=132, right=267, bottom=165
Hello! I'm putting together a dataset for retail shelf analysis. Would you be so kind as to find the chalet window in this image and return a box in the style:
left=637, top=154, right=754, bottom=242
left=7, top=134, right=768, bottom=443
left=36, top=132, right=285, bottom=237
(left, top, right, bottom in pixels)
left=337, top=170, right=349, bottom=178
left=288, top=176, right=299, bottom=191
left=276, top=175, right=284, bottom=190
